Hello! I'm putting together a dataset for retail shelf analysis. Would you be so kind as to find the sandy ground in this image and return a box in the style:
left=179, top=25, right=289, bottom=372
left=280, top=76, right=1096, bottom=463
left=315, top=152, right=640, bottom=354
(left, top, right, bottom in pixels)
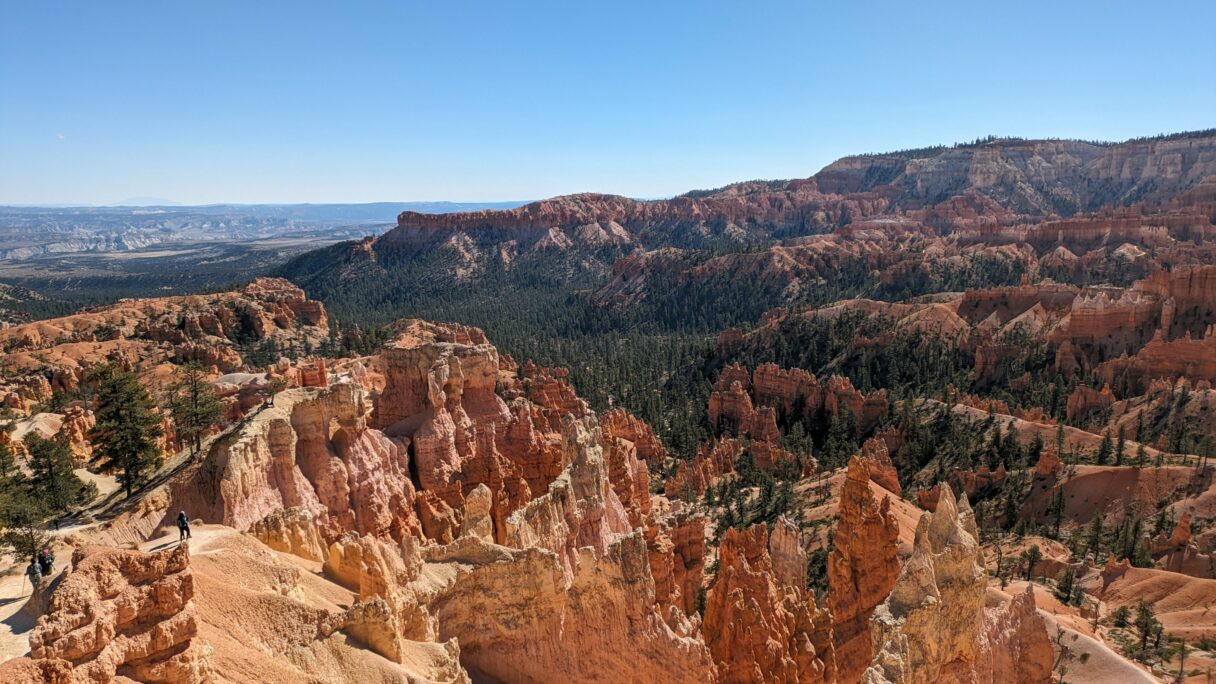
left=0, top=560, right=45, bottom=662
left=1043, top=612, right=1158, bottom=683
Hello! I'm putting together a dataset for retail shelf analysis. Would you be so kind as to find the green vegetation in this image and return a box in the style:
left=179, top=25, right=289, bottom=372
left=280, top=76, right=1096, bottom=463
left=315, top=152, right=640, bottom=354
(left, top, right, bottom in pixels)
left=88, top=363, right=165, bottom=497
left=0, top=426, right=95, bottom=564
left=25, top=434, right=94, bottom=515
left=165, top=361, right=225, bottom=455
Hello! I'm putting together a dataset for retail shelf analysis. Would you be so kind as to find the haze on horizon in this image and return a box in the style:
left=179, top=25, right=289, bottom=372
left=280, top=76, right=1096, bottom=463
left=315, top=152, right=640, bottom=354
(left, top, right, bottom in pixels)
left=1, top=0, right=1213, bottom=206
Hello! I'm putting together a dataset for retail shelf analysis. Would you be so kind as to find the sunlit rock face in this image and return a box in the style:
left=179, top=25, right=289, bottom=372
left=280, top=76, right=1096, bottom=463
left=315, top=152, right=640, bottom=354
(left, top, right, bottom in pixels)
left=15, top=545, right=211, bottom=683
left=703, top=519, right=835, bottom=683
left=829, top=457, right=901, bottom=684
left=863, top=485, right=1053, bottom=684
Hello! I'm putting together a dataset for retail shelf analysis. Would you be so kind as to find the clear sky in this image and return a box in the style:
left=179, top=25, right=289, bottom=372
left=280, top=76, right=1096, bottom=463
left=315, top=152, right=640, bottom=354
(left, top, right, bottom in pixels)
left=2, top=1, right=1213, bottom=205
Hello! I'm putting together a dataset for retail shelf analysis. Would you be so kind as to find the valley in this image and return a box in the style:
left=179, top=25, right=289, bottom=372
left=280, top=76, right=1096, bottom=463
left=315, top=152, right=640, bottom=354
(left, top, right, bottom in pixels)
left=1, top=130, right=1215, bottom=683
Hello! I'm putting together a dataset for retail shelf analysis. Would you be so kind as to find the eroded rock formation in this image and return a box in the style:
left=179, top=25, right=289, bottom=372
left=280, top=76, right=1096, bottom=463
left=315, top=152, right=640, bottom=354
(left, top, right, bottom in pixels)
left=174, top=382, right=423, bottom=545
left=22, top=545, right=211, bottom=683
left=710, top=363, right=888, bottom=440
left=829, top=457, right=901, bottom=683
left=863, top=485, right=1052, bottom=684
left=249, top=506, right=327, bottom=562
left=428, top=414, right=715, bottom=683
left=0, top=278, right=330, bottom=418
left=704, top=520, right=835, bottom=683
left=601, top=407, right=669, bottom=462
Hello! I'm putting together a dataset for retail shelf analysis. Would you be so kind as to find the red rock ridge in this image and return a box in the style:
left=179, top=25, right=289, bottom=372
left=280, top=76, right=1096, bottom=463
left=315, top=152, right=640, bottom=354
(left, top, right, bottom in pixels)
left=601, top=407, right=669, bottom=462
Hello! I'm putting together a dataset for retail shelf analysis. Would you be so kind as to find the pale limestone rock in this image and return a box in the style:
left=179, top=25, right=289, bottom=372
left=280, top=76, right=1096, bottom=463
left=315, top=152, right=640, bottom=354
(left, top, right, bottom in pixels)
left=249, top=506, right=327, bottom=562
left=459, top=483, right=493, bottom=540
left=863, top=484, right=1052, bottom=684
left=27, top=544, right=212, bottom=683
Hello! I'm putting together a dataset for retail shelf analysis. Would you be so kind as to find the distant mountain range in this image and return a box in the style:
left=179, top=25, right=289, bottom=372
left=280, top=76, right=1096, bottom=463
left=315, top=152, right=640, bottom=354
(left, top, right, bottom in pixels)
left=0, top=201, right=529, bottom=261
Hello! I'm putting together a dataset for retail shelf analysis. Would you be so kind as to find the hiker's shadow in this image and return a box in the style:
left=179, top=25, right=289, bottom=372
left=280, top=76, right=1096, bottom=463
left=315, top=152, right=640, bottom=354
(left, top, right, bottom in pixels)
left=148, top=540, right=186, bottom=552
left=1, top=600, right=36, bottom=638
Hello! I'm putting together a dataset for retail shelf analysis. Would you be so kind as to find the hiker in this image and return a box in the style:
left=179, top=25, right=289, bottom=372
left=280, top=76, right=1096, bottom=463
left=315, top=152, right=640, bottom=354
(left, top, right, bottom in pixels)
left=37, top=547, right=54, bottom=575
left=177, top=511, right=192, bottom=542
left=25, top=560, right=42, bottom=593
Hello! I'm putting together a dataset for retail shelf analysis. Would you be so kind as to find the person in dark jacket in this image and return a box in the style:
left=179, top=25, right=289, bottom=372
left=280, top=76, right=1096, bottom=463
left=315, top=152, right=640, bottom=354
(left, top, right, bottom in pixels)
left=37, top=547, right=53, bottom=575
left=177, top=511, right=192, bottom=542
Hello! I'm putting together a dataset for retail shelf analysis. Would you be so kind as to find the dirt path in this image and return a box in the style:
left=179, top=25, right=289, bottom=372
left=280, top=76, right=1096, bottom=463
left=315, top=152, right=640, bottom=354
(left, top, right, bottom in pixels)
left=0, top=561, right=58, bottom=662
left=0, top=432, right=219, bottom=662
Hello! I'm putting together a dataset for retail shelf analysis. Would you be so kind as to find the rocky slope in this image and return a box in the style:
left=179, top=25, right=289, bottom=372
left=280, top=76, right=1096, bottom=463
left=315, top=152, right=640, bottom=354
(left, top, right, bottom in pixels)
left=0, top=277, right=329, bottom=417
left=382, top=131, right=1216, bottom=252
left=0, top=314, right=1071, bottom=683
left=0, top=544, right=211, bottom=683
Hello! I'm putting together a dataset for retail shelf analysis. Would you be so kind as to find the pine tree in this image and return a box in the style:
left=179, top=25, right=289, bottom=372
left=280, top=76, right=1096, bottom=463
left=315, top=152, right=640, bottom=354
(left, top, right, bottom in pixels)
left=1131, top=535, right=1152, bottom=567
left=1054, top=568, right=1076, bottom=603
left=166, top=362, right=225, bottom=455
left=733, top=487, right=747, bottom=528
left=1048, top=487, right=1067, bottom=538
left=822, top=406, right=857, bottom=470
left=1115, top=425, right=1126, bottom=466
left=1027, top=432, right=1045, bottom=468
left=1022, top=544, right=1043, bottom=580
left=986, top=425, right=1002, bottom=469
left=0, top=430, right=19, bottom=489
left=25, top=434, right=93, bottom=515
left=88, top=364, right=165, bottom=497
left=773, top=479, right=794, bottom=521
left=1096, top=430, right=1112, bottom=465
left=1152, top=509, right=1173, bottom=538
left=1134, top=599, right=1161, bottom=658
left=0, top=488, right=50, bottom=564
left=1112, top=604, right=1131, bottom=628
left=1115, top=514, right=1146, bottom=563
left=1086, top=513, right=1104, bottom=559
left=757, top=477, right=775, bottom=519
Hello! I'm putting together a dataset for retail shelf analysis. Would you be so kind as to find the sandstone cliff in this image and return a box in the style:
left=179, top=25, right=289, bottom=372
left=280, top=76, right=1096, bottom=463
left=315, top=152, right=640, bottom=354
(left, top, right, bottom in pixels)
left=171, top=382, right=423, bottom=545
left=828, top=457, right=901, bottom=684
left=863, top=485, right=1053, bottom=684
left=370, top=133, right=1216, bottom=259
left=0, top=278, right=330, bottom=417
left=427, top=413, right=715, bottom=683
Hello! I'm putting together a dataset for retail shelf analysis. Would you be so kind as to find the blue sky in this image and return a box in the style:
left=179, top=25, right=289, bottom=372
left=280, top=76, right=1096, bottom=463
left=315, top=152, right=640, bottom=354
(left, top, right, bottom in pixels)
left=1, top=1, right=1213, bottom=205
